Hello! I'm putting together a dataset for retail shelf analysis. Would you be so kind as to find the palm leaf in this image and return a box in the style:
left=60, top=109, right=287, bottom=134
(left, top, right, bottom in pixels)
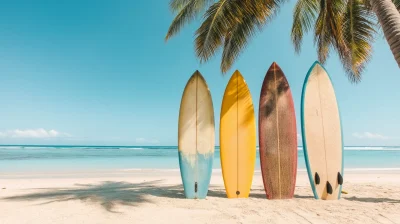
left=254, top=0, right=287, bottom=20
left=221, top=15, right=261, bottom=73
left=169, top=0, right=192, bottom=12
left=197, top=0, right=285, bottom=65
left=220, top=0, right=285, bottom=72
left=165, top=0, right=213, bottom=41
left=291, top=0, right=320, bottom=53
left=328, top=0, right=349, bottom=62
left=341, top=0, right=375, bottom=82
left=195, top=0, right=245, bottom=63
left=314, top=0, right=347, bottom=64
left=314, top=0, right=332, bottom=63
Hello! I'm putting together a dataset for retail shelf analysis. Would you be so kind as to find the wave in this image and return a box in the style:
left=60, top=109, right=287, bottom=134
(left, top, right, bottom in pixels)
left=342, top=168, right=400, bottom=171
left=0, top=146, right=22, bottom=149
left=115, top=168, right=400, bottom=172
left=119, top=147, right=145, bottom=150
left=296, top=146, right=400, bottom=151
left=344, top=146, right=400, bottom=151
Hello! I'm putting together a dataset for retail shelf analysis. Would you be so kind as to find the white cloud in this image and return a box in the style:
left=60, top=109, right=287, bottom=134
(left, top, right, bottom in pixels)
left=0, top=128, right=72, bottom=139
left=135, top=137, right=159, bottom=144
left=352, top=132, right=390, bottom=140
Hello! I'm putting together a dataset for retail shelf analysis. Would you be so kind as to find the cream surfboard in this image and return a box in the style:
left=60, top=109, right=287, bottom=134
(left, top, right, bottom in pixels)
left=178, top=71, right=215, bottom=199
left=301, top=61, right=344, bottom=200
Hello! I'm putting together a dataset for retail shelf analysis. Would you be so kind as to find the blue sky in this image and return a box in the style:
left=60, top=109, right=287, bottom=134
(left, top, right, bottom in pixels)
left=0, top=0, right=399, bottom=146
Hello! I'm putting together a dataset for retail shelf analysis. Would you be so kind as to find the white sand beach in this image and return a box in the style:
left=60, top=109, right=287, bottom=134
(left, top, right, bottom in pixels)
left=1, top=169, right=400, bottom=224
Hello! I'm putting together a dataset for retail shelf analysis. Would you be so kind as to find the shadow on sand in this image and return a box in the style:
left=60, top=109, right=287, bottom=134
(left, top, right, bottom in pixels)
left=4, top=180, right=397, bottom=214
left=1, top=181, right=228, bottom=213
left=2, top=181, right=181, bottom=212
left=344, top=196, right=400, bottom=203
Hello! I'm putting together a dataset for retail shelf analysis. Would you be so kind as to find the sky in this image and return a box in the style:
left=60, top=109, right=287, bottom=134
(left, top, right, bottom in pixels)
left=0, top=0, right=399, bottom=146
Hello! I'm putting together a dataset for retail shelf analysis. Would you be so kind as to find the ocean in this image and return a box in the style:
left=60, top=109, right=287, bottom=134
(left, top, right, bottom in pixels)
left=0, top=145, right=399, bottom=173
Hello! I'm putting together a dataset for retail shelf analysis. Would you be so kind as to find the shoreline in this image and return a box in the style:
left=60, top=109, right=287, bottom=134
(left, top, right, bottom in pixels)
left=2, top=167, right=400, bottom=179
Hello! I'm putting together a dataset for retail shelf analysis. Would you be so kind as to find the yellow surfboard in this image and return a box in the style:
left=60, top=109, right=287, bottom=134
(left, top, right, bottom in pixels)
left=220, top=70, right=256, bottom=198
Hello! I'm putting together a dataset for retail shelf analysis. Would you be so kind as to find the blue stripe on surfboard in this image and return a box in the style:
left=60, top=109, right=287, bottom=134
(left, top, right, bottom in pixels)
left=178, top=151, right=213, bottom=199
left=301, top=61, right=344, bottom=200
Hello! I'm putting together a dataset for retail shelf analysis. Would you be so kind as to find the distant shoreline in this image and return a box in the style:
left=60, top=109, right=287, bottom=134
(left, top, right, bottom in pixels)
left=2, top=146, right=400, bottom=172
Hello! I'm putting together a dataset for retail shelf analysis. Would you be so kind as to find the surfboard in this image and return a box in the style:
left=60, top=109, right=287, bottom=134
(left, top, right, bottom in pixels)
left=220, top=70, right=256, bottom=198
left=259, top=62, right=297, bottom=199
left=301, top=61, right=344, bottom=200
left=178, top=71, right=215, bottom=199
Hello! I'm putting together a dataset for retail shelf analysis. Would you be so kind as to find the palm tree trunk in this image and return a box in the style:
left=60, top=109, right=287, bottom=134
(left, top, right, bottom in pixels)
left=370, top=0, right=400, bottom=68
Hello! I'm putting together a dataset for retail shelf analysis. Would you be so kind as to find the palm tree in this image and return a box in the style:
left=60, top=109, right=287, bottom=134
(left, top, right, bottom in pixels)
left=369, top=0, right=400, bottom=71
left=165, top=0, right=400, bottom=83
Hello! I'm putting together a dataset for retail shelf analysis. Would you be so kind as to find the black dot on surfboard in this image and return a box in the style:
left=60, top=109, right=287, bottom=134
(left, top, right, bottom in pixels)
left=326, top=181, right=333, bottom=194
left=236, top=191, right=240, bottom=195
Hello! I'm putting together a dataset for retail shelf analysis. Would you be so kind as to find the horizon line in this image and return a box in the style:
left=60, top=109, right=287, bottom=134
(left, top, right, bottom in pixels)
left=0, top=144, right=399, bottom=147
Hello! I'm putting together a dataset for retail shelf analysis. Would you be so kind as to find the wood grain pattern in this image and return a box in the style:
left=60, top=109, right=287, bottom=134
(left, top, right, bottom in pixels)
left=220, top=70, right=256, bottom=198
left=301, top=62, right=344, bottom=200
left=259, top=62, right=297, bottom=199
left=178, top=71, right=215, bottom=199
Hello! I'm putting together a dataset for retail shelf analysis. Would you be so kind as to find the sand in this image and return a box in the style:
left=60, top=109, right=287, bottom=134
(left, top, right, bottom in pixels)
left=1, top=169, right=400, bottom=224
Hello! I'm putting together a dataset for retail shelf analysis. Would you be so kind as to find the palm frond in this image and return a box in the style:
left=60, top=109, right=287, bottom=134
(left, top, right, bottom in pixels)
left=220, top=0, right=284, bottom=72
left=291, top=0, right=320, bottom=53
left=165, top=0, right=213, bottom=41
left=255, top=0, right=287, bottom=20
left=170, top=0, right=191, bottom=12
left=314, top=0, right=347, bottom=64
left=195, top=0, right=245, bottom=63
left=221, top=15, right=261, bottom=73
left=196, top=0, right=285, bottom=65
left=341, top=0, right=375, bottom=82
left=314, top=1, right=332, bottom=63
left=328, top=0, right=349, bottom=62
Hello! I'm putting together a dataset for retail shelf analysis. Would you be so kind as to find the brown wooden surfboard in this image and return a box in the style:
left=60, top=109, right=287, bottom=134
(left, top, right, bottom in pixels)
left=259, top=62, right=298, bottom=199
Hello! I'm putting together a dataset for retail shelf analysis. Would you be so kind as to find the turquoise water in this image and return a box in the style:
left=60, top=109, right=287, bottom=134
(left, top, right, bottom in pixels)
left=0, top=145, right=400, bottom=173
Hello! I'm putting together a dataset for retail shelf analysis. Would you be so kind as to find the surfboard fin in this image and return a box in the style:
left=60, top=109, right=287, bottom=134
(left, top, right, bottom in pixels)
left=326, top=181, right=333, bottom=194
left=337, top=172, right=343, bottom=185
left=195, top=182, right=198, bottom=193
left=315, top=172, right=320, bottom=185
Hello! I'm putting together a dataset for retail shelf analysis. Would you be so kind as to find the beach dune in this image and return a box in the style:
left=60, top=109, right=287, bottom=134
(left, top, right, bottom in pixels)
left=1, top=170, right=400, bottom=224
